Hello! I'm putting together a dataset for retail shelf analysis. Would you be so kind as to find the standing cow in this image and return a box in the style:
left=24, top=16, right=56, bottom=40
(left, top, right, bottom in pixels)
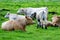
left=36, top=10, right=48, bottom=29
left=17, top=7, right=48, bottom=19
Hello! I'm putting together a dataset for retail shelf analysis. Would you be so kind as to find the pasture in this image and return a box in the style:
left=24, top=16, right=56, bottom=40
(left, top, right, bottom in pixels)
left=0, top=0, right=60, bottom=40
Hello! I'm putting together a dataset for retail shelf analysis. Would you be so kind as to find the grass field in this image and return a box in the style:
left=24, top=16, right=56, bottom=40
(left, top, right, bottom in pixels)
left=0, top=0, right=60, bottom=40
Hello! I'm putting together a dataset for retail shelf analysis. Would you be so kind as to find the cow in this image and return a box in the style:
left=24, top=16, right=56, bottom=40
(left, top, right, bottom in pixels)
left=36, top=10, right=48, bottom=29
left=17, top=7, right=48, bottom=19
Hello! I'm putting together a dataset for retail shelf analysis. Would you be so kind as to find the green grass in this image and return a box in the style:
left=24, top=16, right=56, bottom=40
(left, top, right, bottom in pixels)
left=0, top=1, right=60, bottom=40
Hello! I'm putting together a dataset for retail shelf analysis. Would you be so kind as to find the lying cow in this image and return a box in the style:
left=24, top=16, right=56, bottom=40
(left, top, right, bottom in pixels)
left=1, top=20, right=26, bottom=31
left=5, top=12, right=35, bottom=25
left=52, top=15, right=60, bottom=27
left=2, top=12, right=35, bottom=31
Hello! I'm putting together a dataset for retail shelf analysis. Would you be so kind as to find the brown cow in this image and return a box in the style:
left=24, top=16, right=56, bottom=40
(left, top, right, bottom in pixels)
left=1, top=16, right=35, bottom=31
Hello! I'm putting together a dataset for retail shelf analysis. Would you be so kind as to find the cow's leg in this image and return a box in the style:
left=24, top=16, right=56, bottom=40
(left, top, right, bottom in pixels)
left=37, top=22, right=40, bottom=28
left=42, top=22, right=47, bottom=29
left=37, top=19, right=41, bottom=28
left=43, top=17, right=47, bottom=29
left=45, top=26, right=47, bottom=29
left=42, top=12, right=47, bottom=29
left=40, top=19, right=44, bottom=29
left=38, top=19, right=42, bottom=27
left=40, top=19, right=43, bottom=29
left=44, top=21, right=47, bottom=29
left=41, top=23, right=43, bottom=29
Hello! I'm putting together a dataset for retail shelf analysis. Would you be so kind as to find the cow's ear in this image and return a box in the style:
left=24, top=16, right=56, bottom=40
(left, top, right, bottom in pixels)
left=22, top=9, right=24, bottom=11
left=7, top=12, right=10, bottom=15
left=25, top=16, right=29, bottom=19
left=25, top=16, right=28, bottom=18
left=25, top=16, right=31, bottom=20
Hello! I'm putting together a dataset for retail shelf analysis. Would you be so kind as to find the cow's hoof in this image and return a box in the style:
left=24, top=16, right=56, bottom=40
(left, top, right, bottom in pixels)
left=45, top=27, right=47, bottom=29
left=42, top=27, right=43, bottom=29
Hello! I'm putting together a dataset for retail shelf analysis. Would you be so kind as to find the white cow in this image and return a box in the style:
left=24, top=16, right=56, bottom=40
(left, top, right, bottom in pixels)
left=36, top=10, right=48, bottom=29
left=5, top=12, right=25, bottom=20
left=17, top=7, right=48, bottom=19
left=5, top=12, right=35, bottom=25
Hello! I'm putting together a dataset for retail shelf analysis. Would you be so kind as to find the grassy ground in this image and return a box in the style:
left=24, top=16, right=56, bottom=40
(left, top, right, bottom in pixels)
left=0, top=1, right=60, bottom=40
